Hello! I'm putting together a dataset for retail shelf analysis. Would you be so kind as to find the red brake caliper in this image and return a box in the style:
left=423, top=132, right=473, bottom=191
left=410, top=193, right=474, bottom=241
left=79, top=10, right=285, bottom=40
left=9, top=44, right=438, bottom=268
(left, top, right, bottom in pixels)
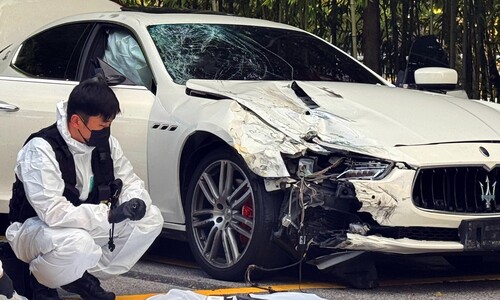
left=239, top=202, right=253, bottom=244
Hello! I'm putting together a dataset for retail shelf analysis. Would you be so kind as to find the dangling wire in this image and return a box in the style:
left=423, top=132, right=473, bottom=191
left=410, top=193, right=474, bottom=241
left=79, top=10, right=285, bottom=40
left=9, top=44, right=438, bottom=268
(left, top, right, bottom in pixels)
left=244, top=238, right=313, bottom=291
left=245, top=165, right=324, bottom=293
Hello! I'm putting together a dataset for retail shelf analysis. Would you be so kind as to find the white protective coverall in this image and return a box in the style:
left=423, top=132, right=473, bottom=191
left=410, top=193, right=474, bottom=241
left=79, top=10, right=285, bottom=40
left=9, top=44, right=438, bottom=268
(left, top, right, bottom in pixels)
left=6, top=101, right=164, bottom=288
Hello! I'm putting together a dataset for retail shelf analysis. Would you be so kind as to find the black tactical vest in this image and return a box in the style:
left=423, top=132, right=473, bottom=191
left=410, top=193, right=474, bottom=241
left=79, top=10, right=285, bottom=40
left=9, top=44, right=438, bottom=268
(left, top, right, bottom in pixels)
left=9, top=123, right=115, bottom=223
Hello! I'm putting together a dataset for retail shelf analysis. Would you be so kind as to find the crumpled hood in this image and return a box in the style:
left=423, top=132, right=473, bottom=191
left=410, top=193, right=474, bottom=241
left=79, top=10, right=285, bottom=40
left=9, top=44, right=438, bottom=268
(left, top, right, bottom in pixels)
left=186, top=80, right=500, bottom=160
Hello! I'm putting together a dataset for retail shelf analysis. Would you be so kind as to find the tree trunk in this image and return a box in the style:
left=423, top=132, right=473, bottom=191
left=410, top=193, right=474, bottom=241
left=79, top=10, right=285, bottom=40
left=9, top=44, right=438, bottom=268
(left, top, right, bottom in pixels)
left=328, top=0, right=338, bottom=45
left=475, top=0, right=488, bottom=100
left=381, top=0, right=392, bottom=80
left=350, top=0, right=358, bottom=57
left=362, top=0, right=381, bottom=74
left=486, top=0, right=500, bottom=102
left=462, top=0, right=473, bottom=98
left=399, top=1, right=409, bottom=72
left=448, top=0, right=458, bottom=69
left=390, top=0, right=400, bottom=80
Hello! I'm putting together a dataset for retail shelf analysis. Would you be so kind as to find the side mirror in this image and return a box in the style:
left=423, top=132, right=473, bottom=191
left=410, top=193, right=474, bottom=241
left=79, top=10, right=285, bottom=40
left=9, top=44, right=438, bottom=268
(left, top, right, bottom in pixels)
left=414, top=67, right=457, bottom=91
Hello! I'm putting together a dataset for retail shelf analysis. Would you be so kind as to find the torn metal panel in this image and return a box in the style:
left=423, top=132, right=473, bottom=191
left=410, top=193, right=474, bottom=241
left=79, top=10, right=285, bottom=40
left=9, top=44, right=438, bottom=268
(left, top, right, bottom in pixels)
left=185, top=79, right=400, bottom=163
left=337, top=233, right=463, bottom=254
left=351, top=169, right=415, bottom=225
left=186, top=79, right=500, bottom=165
left=187, top=80, right=361, bottom=149
left=228, top=101, right=307, bottom=177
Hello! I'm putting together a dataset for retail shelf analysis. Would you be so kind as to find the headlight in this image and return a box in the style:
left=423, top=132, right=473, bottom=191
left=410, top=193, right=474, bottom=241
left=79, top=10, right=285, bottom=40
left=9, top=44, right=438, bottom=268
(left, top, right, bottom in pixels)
left=284, top=154, right=392, bottom=181
left=337, top=161, right=392, bottom=180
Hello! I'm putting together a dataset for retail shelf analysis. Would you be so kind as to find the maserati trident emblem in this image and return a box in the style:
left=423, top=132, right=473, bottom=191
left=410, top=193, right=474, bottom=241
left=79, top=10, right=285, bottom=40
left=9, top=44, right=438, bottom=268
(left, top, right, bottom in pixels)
left=479, top=176, right=496, bottom=209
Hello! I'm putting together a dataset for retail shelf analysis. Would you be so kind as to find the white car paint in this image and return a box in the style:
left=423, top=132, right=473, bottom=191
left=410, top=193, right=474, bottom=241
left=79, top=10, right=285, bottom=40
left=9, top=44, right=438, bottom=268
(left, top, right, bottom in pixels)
left=414, top=67, right=458, bottom=86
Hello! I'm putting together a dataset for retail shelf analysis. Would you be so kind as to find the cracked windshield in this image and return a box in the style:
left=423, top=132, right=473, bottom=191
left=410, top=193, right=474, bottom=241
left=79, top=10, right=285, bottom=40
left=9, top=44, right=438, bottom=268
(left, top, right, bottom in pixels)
left=148, top=24, right=383, bottom=85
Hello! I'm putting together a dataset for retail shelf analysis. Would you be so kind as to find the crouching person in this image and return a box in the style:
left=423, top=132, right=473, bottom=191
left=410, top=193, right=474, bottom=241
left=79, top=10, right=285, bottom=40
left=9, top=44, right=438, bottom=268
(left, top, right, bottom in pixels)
left=6, top=76, right=164, bottom=300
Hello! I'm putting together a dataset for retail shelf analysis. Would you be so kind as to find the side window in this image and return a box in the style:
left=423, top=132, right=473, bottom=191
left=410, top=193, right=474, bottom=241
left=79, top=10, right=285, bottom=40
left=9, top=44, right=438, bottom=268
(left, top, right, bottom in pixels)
left=13, top=23, right=93, bottom=80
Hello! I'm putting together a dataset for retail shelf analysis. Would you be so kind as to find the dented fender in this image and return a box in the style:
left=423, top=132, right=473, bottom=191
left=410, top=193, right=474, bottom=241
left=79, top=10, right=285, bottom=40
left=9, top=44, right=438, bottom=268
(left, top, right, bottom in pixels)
left=228, top=102, right=306, bottom=177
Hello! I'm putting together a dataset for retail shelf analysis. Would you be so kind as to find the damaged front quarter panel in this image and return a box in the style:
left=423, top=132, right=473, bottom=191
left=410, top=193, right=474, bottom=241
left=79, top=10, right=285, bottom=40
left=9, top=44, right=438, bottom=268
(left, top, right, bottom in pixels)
left=227, top=101, right=309, bottom=178
left=351, top=164, right=414, bottom=225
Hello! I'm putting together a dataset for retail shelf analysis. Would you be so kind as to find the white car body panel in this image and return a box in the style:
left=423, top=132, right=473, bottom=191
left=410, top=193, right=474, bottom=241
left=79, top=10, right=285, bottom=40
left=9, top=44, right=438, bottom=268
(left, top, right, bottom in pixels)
left=0, top=77, right=77, bottom=212
left=340, top=233, right=464, bottom=254
left=414, top=67, right=458, bottom=86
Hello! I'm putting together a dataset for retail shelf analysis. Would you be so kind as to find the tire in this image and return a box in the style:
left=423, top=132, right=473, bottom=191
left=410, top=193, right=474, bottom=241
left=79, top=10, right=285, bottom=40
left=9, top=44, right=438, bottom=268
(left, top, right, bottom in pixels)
left=185, top=148, right=281, bottom=281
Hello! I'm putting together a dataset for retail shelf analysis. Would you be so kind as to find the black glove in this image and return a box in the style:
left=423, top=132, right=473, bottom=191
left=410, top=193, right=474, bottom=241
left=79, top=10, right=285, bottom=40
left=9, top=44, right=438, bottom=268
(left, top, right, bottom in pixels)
left=108, top=198, right=146, bottom=223
left=0, top=272, right=14, bottom=298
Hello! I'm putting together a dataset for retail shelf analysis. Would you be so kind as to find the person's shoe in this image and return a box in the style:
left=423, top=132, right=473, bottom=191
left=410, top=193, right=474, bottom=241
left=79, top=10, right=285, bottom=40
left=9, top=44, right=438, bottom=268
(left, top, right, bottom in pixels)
left=61, top=271, right=115, bottom=300
left=30, top=274, right=61, bottom=300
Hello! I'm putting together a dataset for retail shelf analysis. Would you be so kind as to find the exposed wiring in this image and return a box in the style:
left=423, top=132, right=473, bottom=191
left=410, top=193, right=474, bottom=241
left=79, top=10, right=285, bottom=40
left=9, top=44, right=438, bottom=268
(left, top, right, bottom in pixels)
left=248, top=159, right=326, bottom=293
left=244, top=238, right=313, bottom=291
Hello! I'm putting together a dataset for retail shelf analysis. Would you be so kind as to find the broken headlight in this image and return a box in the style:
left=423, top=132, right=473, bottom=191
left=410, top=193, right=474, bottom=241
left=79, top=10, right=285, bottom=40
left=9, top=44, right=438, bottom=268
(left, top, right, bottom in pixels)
left=284, top=152, right=392, bottom=181
left=337, top=160, right=391, bottom=180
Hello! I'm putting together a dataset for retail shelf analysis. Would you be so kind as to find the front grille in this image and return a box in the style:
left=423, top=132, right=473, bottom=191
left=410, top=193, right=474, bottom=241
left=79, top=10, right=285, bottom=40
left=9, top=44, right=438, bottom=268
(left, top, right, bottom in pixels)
left=412, top=167, right=500, bottom=213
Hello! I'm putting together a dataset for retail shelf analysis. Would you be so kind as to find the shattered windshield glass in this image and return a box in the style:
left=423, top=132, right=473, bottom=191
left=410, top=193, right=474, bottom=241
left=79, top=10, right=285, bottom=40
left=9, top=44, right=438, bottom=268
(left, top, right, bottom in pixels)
left=148, top=24, right=383, bottom=85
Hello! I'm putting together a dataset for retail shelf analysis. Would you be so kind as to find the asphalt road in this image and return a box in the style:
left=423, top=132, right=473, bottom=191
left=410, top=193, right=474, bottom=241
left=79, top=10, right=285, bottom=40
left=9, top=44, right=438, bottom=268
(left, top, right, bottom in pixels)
left=90, top=237, right=500, bottom=300
left=3, top=214, right=500, bottom=300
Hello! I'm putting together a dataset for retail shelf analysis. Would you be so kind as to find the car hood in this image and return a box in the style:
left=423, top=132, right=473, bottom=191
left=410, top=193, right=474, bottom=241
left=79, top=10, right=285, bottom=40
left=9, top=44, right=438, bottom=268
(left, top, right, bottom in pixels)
left=186, top=80, right=500, bottom=162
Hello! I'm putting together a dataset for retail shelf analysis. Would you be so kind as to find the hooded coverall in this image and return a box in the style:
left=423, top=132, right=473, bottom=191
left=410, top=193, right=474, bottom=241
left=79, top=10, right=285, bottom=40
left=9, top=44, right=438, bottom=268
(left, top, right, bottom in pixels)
left=6, top=101, right=164, bottom=288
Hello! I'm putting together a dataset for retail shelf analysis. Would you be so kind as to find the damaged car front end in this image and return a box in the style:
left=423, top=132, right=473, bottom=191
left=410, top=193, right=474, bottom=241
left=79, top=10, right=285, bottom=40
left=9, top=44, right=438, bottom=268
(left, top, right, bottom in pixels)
left=184, top=75, right=500, bottom=287
left=270, top=138, right=500, bottom=287
left=156, top=15, right=500, bottom=284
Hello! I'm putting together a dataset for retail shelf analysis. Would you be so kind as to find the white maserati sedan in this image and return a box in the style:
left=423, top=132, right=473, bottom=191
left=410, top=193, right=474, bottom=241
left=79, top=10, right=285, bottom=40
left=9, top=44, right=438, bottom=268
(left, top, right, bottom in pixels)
left=1, top=5, right=500, bottom=287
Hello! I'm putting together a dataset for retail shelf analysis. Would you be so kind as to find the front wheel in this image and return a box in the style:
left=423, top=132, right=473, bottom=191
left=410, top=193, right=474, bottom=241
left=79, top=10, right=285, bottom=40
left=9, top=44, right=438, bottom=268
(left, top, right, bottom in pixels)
left=185, top=148, right=281, bottom=280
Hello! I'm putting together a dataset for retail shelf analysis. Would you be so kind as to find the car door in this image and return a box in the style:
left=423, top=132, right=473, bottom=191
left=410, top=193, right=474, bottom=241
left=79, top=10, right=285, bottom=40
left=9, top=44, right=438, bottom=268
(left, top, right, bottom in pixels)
left=0, top=21, right=155, bottom=213
left=77, top=23, right=156, bottom=189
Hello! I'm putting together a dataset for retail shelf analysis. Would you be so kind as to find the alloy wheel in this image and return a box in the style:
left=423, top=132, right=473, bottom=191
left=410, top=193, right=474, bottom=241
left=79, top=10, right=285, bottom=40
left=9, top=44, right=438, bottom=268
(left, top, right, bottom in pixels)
left=190, top=159, right=255, bottom=268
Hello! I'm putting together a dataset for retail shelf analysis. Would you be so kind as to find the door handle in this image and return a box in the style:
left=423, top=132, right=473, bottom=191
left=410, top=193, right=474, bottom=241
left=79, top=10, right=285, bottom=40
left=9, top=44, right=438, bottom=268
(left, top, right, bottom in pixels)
left=0, top=101, right=19, bottom=112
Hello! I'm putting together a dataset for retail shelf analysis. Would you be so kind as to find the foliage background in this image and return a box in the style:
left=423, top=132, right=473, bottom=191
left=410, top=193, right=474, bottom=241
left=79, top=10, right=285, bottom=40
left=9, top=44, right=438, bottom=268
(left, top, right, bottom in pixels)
left=113, top=0, right=500, bottom=102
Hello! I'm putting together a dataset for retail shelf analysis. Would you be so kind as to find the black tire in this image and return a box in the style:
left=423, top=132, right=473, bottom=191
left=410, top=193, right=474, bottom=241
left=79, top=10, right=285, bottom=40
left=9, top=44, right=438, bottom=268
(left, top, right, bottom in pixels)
left=185, top=148, right=281, bottom=281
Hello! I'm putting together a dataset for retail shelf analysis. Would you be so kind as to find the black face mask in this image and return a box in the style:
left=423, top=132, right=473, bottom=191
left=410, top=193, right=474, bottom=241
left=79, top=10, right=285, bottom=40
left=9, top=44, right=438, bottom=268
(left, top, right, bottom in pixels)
left=78, top=116, right=111, bottom=147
